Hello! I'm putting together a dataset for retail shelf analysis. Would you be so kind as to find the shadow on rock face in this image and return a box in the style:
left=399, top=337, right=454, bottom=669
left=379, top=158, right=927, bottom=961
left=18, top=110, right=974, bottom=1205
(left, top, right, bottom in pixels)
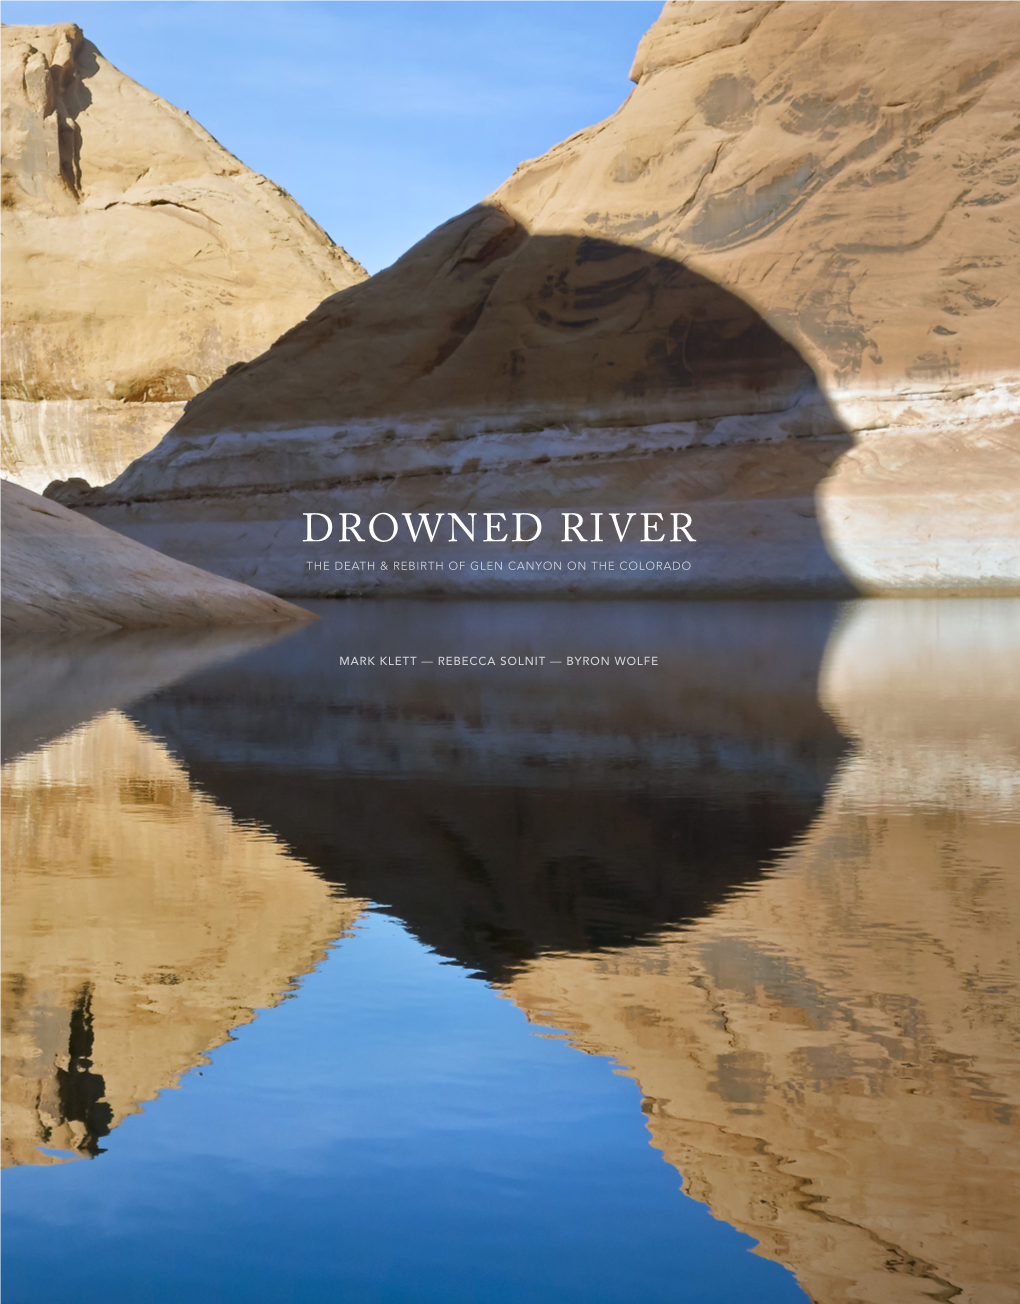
left=164, top=211, right=843, bottom=434
left=67, top=209, right=857, bottom=598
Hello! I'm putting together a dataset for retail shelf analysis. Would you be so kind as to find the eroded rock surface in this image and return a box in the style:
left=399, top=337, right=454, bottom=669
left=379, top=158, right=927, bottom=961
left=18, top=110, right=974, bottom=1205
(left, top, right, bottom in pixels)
left=73, top=1, right=1019, bottom=596
left=1, top=479, right=313, bottom=634
left=1, top=23, right=365, bottom=492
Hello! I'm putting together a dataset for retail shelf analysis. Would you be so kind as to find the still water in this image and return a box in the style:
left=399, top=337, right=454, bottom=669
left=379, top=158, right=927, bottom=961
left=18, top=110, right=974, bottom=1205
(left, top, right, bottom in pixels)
left=2, top=599, right=1018, bottom=1304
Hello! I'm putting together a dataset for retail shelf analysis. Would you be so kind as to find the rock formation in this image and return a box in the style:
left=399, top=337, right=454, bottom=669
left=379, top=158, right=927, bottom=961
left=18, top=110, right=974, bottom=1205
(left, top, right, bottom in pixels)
left=69, top=1, right=1018, bottom=596
left=1, top=23, right=365, bottom=493
left=1, top=711, right=365, bottom=1167
left=505, top=598, right=1020, bottom=1303
left=1, top=479, right=314, bottom=634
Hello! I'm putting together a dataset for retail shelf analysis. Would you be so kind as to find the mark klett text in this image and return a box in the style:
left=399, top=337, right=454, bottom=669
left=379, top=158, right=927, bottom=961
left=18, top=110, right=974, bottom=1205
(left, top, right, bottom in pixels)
left=302, top=511, right=696, bottom=544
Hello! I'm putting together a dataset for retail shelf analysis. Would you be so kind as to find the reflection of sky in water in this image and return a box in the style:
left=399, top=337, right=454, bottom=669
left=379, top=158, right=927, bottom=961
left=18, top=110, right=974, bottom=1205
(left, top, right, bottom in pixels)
left=4, top=906, right=806, bottom=1302
left=3, top=599, right=1018, bottom=1303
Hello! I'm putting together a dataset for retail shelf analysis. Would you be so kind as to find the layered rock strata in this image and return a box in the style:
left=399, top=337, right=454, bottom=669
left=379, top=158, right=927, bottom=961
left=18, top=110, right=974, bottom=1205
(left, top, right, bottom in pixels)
left=71, top=1, right=1019, bottom=596
left=1, top=479, right=313, bottom=634
left=1, top=23, right=365, bottom=493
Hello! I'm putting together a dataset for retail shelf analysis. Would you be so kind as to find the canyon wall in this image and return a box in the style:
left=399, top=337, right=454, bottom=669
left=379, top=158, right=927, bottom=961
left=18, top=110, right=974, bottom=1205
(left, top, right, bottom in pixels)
left=1, top=23, right=365, bottom=493
left=70, top=1, right=1019, bottom=596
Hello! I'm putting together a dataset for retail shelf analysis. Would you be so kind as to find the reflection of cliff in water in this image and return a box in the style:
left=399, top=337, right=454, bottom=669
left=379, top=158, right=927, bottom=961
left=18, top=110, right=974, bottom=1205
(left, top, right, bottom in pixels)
left=5, top=594, right=1016, bottom=1299
left=1, top=621, right=298, bottom=765
left=54, top=985, right=114, bottom=1158
left=1, top=712, right=365, bottom=1168
left=507, top=600, right=1020, bottom=1304
left=128, top=600, right=848, bottom=981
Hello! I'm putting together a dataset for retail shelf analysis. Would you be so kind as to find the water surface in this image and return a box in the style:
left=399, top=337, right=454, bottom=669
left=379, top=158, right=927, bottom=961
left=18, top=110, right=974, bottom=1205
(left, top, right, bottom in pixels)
left=3, top=599, right=1018, bottom=1303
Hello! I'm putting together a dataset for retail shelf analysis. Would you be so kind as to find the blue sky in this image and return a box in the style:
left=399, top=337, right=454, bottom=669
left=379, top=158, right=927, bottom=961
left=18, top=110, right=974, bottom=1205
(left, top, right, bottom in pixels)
left=3, top=1, right=662, bottom=272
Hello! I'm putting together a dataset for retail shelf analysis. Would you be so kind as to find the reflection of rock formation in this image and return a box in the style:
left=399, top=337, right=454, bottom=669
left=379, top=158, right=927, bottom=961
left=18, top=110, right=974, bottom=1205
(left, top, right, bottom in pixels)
left=75, top=2, right=1019, bottom=595
left=505, top=598, right=1020, bottom=1303
left=1, top=619, right=301, bottom=765
left=128, top=599, right=848, bottom=979
left=819, top=598, right=1020, bottom=816
left=1, top=712, right=364, bottom=1168
left=0, top=480, right=313, bottom=637
left=1, top=23, right=364, bottom=492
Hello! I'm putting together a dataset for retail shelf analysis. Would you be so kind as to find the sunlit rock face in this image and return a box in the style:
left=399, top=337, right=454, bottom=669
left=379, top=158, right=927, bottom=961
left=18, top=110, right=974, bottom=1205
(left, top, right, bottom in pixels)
left=75, top=1, right=1018, bottom=596
left=0, top=480, right=314, bottom=635
left=1, top=712, right=365, bottom=1168
left=505, top=599, right=1020, bottom=1303
left=497, top=0, right=1020, bottom=594
left=0, top=23, right=365, bottom=493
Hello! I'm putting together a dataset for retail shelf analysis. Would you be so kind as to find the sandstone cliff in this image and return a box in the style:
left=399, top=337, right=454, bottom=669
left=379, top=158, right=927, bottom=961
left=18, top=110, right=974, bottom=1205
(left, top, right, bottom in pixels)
left=1, top=479, right=314, bottom=634
left=1, top=711, right=365, bottom=1167
left=71, top=1, right=1019, bottom=596
left=0, top=23, right=365, bottom=493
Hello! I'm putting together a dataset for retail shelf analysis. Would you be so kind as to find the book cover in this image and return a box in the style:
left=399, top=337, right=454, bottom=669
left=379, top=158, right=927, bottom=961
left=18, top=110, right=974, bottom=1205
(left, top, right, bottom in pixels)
left=2, top=4, right=1018, bottom=1302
